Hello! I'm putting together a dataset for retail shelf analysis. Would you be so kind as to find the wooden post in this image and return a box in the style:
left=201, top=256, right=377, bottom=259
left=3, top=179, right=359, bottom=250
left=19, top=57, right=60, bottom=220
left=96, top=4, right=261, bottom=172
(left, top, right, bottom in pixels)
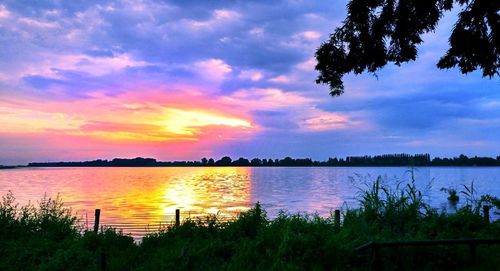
left=100, top=252, right=106, bottom=271
left=334, top=209, right=341, bottom=232
left=483, top=205, right=490, bottom=224
left=94, top=209, right=101, bottom=233
left=175, top=209, right=180, bottom=227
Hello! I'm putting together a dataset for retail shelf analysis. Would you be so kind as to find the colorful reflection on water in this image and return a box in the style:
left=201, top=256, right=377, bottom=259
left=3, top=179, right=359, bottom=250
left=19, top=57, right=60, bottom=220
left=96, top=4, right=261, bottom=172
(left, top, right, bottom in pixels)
left=0, top=167, right=251, bottom=239
left=1, top=166, right=500, bottom=239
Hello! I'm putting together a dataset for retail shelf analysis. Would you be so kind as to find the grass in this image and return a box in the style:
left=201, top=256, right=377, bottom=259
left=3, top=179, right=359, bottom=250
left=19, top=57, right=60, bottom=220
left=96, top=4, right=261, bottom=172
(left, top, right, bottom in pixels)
left=1, top=176, right=499, bottom=271
left=441, top=187, right=460, bottom=203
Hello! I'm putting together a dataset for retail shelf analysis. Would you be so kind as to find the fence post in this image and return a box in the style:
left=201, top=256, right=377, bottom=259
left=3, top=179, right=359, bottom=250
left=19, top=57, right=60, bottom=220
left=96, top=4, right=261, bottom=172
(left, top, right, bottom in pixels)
left=483, top=205, right=490, bottom=224
left=100, top=252, right=107, bottom=271
left=334, top=209, right=341, bottom=232
left=175, top=209, right=180, bottom=227
left=94, top=209, right=101, bottom=233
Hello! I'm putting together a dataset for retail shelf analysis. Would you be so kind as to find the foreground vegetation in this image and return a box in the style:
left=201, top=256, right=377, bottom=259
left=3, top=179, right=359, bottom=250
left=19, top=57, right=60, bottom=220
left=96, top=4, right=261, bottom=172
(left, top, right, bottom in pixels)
left=1, top=178, right=499, bottom=270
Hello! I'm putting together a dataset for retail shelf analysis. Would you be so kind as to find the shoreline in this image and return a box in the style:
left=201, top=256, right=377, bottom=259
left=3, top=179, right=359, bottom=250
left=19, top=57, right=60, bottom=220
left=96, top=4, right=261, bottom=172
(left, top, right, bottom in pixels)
left=2, top=165, right=500, bottom=169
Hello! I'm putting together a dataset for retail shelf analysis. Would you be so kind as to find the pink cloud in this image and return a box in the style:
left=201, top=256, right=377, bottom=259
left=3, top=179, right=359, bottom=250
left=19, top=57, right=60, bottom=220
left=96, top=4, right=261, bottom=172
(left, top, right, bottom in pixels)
left=269, top=75, right=291, bottom=84
left=194, top=59, right=232, bottom=82
left=297, top=31, right=321, bottom=41
left=300, top=112, right=350, bottom=131
left=0, top=85, right=260, bottom=164
left=0, top=77, right=362, bottom=163
left=0, top=5, right=11, bottom=19
left=238, top=69, right=263, bottom=81
left=295, top=57, right=317, bottom=71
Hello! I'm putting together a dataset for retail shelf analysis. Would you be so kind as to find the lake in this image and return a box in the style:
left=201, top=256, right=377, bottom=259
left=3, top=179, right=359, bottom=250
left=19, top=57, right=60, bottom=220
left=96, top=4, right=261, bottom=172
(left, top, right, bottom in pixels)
left=1, top=166, right=499, bottom=239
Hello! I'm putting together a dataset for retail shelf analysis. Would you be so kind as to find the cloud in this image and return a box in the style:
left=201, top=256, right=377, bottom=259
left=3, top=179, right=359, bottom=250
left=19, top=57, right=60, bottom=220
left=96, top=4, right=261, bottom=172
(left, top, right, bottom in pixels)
left=0, top=88, right=255, bottom=146
left=17, top=17, right=59, bottom=28
left=238, top=69, right=264, bottom=81
left=297, top=31, right=321, bottom=41
left=31, top=53, right=149, bottom=78
left=269, top=75, right=292, bottom=84
left=184, top=9, right=241, bottom=30
left=300, top=111, right=350, bottom=131
left=161, top=108, right=252, bottom=136
left=0, top=106, right=84, bottom=133
left=221, top=87, right=360, bottom=133
left=226, top=88, right=315, bottom=109
left=194, top=59, right=232, bottom=82
left=283, top=30, right=323, bottom=49
left=249, top=27, right=264, bottom=37
left=213, top=9, right=240, bottom=20
left=295, top=57, right=316, bottom=71
left=0, top=5, right=10, bottom=19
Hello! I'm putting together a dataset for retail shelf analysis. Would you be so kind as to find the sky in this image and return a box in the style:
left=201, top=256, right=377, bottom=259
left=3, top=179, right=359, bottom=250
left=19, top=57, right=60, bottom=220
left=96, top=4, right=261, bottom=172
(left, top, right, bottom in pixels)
left=0, top=0, right=499, bottom=165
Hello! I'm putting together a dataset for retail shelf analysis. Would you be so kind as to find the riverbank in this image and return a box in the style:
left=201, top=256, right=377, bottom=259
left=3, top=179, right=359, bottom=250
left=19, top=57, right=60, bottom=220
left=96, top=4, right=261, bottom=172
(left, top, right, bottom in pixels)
left=0, top=166, right=21, bottom=169
left=1, top=179, right=500, bottom=270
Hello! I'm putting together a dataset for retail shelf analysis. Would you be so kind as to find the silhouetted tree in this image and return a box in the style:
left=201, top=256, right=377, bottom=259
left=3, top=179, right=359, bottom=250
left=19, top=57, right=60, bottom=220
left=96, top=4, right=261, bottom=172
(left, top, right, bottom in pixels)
left=110, top=157, right=157, bottom=166
left=280, top=157, right=294, bottom=166
left=316, top=0, right=499, bottom=96
left=328, top=157, right=339, bottom=166
left=267, top=159, right=275, bottom=166
left=25, top=153, right=500, bottom=167
left=215, top=156, right=232, bottom=166
left=232, top=157, right=250, bottom=166
left=201, top=157, right=208, bottom=165
left=251, top=158, right=262, bottom=166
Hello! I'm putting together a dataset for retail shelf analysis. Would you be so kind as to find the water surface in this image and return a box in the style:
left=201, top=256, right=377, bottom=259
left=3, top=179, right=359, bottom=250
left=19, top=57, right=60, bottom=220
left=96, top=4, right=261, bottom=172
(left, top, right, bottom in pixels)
left=1, top=166, right=499, bottom=239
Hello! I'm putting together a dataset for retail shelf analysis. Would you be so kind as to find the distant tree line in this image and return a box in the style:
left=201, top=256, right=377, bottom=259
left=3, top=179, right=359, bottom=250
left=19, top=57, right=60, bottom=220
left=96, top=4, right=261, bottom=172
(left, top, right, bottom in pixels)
left=27, top=154, right=500, bottom=167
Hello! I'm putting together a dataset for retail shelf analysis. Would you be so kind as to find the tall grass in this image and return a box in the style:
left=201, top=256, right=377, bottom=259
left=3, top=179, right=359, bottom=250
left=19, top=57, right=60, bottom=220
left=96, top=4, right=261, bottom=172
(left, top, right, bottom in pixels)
left=1, top=176, right=499, bottom=270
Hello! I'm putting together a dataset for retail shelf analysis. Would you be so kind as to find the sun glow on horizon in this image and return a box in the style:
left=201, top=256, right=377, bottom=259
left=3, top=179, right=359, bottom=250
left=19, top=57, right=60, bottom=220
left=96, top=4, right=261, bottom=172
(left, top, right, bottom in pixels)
left=161, top=108, right=252, bottom=136
left=0, top=88, right=262, bottom=162
left=0, top=91, right=255, bottom=146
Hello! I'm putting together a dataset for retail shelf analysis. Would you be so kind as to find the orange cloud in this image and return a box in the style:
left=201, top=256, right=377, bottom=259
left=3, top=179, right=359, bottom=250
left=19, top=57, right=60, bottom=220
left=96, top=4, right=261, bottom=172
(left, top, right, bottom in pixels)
left=0, top=88, right=255, bottom=146
left=160, top=108, right=251, bottom=135
left=0, top=83, right=363, bottom=164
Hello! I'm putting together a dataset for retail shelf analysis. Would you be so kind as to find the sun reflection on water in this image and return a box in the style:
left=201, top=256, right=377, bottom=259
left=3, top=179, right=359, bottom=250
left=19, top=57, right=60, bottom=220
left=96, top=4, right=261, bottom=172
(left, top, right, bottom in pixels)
left=159, top=167, right=251, bottom=219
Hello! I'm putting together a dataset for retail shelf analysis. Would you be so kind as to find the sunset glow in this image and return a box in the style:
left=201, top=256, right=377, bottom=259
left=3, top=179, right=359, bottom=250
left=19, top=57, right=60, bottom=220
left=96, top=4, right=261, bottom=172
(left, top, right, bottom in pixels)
left=0, top=88, right=256, bottom=158
left=161, top=108, right=252, bottom=136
